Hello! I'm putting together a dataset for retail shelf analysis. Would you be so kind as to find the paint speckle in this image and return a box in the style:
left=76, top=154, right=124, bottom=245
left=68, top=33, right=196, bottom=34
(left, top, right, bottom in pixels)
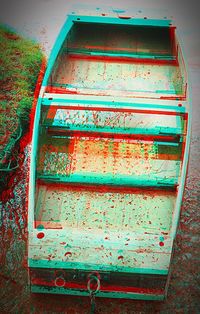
left=118, top=255, right=124, bottom=260
left=159, top=241, right=165, bottom=247
left=36, top=224, right=44, bottom=229
left=64, top=251, right=72, bottom=257
left=37, top=232, right=44, bottom=239
left=55, top=277, right=65, bottom=287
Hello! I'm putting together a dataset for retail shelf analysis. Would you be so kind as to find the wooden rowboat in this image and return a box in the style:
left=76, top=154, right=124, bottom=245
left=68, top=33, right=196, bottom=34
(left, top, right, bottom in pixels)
left=28, top=12, right=191, bottom=300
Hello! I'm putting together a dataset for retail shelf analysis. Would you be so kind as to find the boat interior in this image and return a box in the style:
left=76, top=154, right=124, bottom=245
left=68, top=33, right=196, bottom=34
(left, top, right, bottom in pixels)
left=34, top=21, right=187, bottom=240
left=46, top=22, right=186, bottom=98
left=35, top=106, right=186, bottom=236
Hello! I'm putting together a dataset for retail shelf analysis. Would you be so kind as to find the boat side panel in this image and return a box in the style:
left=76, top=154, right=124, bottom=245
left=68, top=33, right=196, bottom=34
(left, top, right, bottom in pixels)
left=31, top=284, right=165, bottom=300
left=42, top=16, right=74, bottom=88
left=68, top=15, right=172, bottom=27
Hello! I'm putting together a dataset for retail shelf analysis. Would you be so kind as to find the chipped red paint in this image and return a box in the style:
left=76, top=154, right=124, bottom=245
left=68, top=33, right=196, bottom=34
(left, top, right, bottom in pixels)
left=160, top=95, right=186, bottom=100
left=37, top=232, right=45, bottom=239
left=64, top=252, right=72, bottom=257
left=45, top=86, right=79, bottom=94
left=118, top=256, right=124, bottom=260
left=55, top=277, right=66, bottom=287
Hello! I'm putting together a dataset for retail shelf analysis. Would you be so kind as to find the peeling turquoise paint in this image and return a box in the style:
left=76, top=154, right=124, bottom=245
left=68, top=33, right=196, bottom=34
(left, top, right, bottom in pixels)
left=28, top=259, right=168, bottom=275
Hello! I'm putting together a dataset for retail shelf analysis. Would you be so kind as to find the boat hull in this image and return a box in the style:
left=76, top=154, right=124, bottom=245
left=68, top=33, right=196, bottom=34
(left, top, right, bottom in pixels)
left=28, top=13, right=191, bottom=300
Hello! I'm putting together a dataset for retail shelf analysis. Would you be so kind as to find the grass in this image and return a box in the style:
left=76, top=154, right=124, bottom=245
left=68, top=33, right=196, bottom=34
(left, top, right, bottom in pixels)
left=0, top=25, right=44, bottom=183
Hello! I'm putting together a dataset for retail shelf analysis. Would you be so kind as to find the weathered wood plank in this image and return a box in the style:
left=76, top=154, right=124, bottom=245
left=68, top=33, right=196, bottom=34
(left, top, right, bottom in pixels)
left=35, top=183, right=176, bottom=233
